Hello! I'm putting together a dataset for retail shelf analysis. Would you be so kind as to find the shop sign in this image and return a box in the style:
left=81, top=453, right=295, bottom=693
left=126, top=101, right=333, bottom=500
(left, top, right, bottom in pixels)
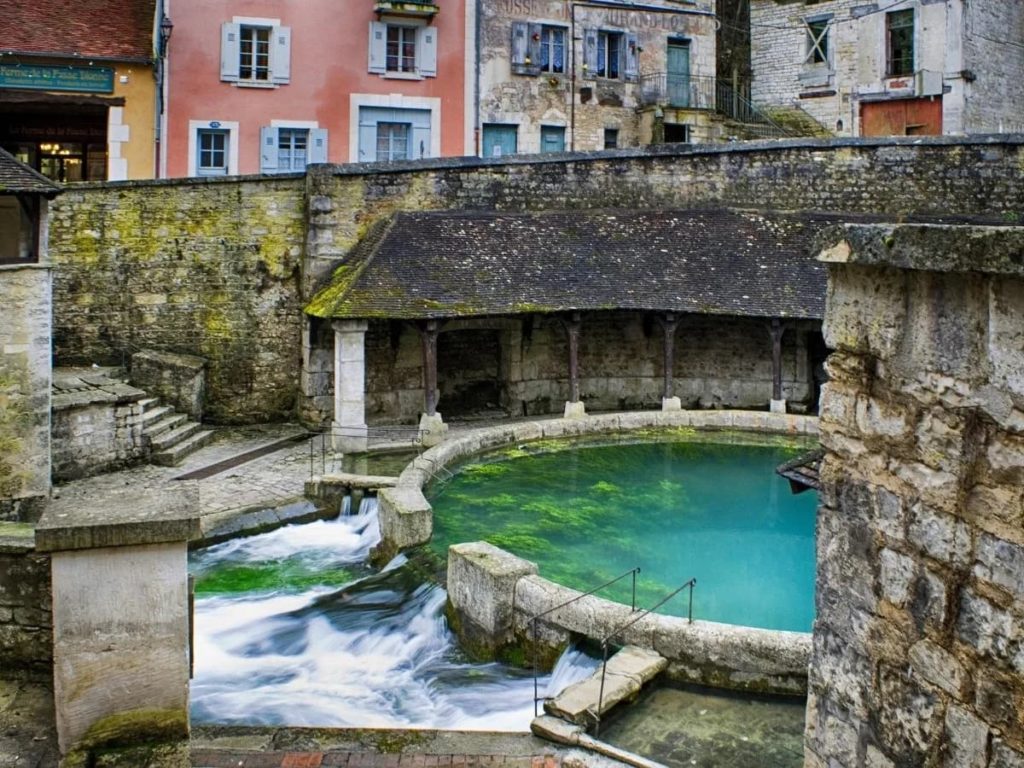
left=0, top=64, right=115, bottom=94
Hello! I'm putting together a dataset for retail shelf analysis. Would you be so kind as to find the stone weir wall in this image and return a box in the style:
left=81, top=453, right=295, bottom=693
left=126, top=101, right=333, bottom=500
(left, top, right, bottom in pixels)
left=48, top=176, right=306, bottom=424
left=0, top=534, right=52, bottom=673
left=808, top=225, right=1024, bottom=767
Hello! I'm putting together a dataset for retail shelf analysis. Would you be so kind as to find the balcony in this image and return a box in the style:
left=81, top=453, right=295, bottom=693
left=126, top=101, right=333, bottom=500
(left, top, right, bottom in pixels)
left=374, top=0, right=438, bottom=18
left=638, top=72, right=717, bottom=111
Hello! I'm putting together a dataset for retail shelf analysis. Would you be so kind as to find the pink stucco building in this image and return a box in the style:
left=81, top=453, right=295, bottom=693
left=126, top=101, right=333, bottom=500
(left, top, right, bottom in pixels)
left=162, top=0, right=470, bottom=177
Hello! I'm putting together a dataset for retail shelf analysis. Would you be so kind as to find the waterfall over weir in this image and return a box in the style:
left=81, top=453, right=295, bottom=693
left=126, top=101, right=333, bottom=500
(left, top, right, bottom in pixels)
left=189, top=497, right=597, bottom=730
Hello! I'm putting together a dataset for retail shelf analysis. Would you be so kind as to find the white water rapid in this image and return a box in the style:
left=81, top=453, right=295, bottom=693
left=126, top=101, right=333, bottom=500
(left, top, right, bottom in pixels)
left=190, top=497, right=598, bottom=730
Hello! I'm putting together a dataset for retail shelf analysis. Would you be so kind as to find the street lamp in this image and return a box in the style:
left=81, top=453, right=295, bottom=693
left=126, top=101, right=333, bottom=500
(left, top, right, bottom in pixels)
left=159, top=15, right=174, bottom=57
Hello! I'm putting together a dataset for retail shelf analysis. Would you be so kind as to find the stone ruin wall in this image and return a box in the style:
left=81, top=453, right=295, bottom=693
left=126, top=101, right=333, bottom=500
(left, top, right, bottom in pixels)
left=808, top=225, right=1024, bottom=767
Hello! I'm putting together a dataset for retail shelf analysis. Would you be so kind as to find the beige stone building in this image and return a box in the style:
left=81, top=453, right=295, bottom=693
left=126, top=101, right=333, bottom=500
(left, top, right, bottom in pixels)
left=475, top=0, right=718, bottom=154
left=750, top=0, right=1024, bottom=137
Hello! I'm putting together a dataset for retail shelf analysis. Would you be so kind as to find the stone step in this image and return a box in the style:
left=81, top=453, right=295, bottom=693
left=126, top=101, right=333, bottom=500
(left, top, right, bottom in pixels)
left=153, top=429, right=215, bottom=466
left=140, top=403, right=173, bottom=425
left=149, top=421, right=201, bottom=452
left=143, top=413, right=187, bottom=438
left=137, top=397, right=160, bottom=410
left=544, top=646, right=668, bottom=728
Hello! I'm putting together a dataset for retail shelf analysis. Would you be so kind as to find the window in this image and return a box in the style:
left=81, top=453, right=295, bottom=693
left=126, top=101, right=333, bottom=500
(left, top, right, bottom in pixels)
left=540, top=125, right=565, bottom=153
left=278, top=129, right=308, bottom=170
left=376, top=122, right=410, bottom=161
left=260, top=126, right=327, bottom=172
left=221, top=21, right=291, bottom=84
left=197, top=129, right=229, bottom=176
left=369, top=22, right=437, bottom=77
left=805, top=18, right=829, bottom=65
left=540, top=26, right=566, bottom=74
left=887, top=9, right=914, bottom=77
left=240, top=26, right=271, bottom=81
left=387, top=26, right=417, bottom=73
left=597, top=31, right=623, bottom=79
left=482, top=124, right=518, bottom=158
left=604, top=128, right=619, bottom=149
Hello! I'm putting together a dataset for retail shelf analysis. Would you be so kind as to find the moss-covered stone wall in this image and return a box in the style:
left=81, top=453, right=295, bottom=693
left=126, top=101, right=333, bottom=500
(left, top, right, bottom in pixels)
left=48, top=176, right=306, bottom=424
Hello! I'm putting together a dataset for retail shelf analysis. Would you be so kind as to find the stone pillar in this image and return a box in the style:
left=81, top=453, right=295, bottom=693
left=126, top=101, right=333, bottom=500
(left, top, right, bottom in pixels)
left=768, top=318, right=786, bottom=414
left=332, top=319, right=368, bottom=453
left=34, top=486, right=200, bottom=762
left=418, top=320, right=447, bottom=447
left=659, top=312, right=681, bottom=411
left=563, top=312, right=585, bottom=418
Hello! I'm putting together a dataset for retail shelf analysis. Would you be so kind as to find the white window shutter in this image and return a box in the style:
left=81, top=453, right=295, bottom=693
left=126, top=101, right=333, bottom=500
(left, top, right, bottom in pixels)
left=260, top=126, right=279, bottom=173
left=271, top=26, right=291, bottom=84
left=624, top=32, right=639, bottom=82
left=419, top=26, right=437, bottom=77
left=309, top=128, right=329, bottom=164
left=511, top=21, right=529, bottom=74
left=583, top=28, right=598, bottom=79
left=220, top=22, right=241, bottom=81
left=369, top=21, right=387, bottom=74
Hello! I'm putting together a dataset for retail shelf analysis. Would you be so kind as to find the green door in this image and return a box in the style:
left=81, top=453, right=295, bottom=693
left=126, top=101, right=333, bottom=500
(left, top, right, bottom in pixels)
left=482, top=124, right=518, bottom=158
left=667, top=39, right=691, bottom=108
left=540, top=125, right=565, bottom=153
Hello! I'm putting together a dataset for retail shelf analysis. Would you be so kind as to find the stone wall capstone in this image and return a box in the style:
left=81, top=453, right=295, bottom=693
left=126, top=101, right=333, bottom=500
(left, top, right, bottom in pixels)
left=808, top=224, right=1024, bottom=766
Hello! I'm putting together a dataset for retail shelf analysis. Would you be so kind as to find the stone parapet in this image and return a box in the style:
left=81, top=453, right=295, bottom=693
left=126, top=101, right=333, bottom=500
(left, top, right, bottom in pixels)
left=808, top=225, right=1024, bottom=766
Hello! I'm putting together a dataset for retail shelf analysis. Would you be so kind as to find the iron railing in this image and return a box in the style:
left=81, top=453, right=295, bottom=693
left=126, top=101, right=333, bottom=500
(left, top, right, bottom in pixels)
left=529, top=567, right=641, bottom=718
left=593, top=577, right=696, bottom=737
left=308, top=424, right=424, bottom=478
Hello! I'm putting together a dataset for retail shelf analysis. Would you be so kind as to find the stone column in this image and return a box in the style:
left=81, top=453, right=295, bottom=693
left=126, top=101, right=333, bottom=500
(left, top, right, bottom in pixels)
left=563, top=312, right=585, bottom=418
left=418, top=320, right=446, bottom=447
left=332, top=319, right=369, bottom=453
left=768, top=318, right=786, bottom=414
left=659, top=312, right=681, bottom=411
left=34, top=486, right=200, bottom=761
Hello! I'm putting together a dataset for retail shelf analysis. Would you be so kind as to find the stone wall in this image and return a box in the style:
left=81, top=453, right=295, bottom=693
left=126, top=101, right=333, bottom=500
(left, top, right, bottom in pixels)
left=352, top=312, right=814, bottom=424
left=0, top=538, right=52, bottom=672
left=51, top=400, right=145, bottom=482
left=48, top=176, right=307, bottom=424
left=0, top=265, right=52, bottom=522
left=962, top=1, right=1024, bottom=134
left=808, top=225, right=1024, bottom=766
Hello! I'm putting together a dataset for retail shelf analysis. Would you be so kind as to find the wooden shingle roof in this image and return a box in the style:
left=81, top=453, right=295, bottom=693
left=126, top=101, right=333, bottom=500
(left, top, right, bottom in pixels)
left=307, top=208, right=840, bottom=321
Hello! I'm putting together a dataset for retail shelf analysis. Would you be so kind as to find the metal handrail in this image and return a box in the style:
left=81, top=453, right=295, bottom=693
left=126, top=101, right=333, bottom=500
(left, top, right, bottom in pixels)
left=593, top=577, right=696, bottom=737
left=530, top=567, right=641, bottom=717
left=308, top=424, right=425, bottom=478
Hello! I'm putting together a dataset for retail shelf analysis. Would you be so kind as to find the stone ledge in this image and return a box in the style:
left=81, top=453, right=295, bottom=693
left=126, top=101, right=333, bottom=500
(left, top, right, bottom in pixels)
left=35, top=485, right=201, bottom=553
left=0, top=523, right=37, bottom=554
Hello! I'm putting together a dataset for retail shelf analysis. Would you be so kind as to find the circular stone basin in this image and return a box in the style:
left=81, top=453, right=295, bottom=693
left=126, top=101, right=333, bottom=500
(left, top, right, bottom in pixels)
left=428, top=436, right=818, bottom=632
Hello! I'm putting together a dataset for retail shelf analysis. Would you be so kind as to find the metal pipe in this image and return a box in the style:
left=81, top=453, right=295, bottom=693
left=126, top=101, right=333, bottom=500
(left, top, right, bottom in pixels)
left=595, top=641, right=610, bottom=737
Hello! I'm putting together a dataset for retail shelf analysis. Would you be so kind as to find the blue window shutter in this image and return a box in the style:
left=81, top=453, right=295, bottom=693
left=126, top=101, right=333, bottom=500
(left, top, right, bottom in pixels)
left=220, top=22, right=241, bottom=81
left=419, top=26, right=437, bottom=77
left=511, top=21, right=529, bottom=74
left=271, top=26, right=291, bottom=84
left=624, top=32, right=639, bottom=82
left=309, top=128, right=328, bottom=164
left=260, top=126, right=279, bottom=173
left=369, top=21, right=387, bottom=74
left=583, top=28, right=598, bottom=80
left=527, top=23, right=543, bottom=75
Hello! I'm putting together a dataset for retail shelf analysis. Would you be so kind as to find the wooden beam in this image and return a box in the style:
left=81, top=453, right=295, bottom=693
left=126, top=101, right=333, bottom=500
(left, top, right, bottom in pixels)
left=769, top=318, right=785, bottom=402
left=565, top=312, right=581, bottom=403
left=659, top=312, right=679, bottom=400
left=420, top=320, right=440, bottom=416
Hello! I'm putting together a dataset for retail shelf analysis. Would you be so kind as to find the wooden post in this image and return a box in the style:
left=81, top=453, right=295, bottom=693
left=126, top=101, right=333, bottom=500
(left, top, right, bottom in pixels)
left=769, top=318, right=785, bottom=402
left=421, top=320, right=439, bottom=416
left=660, top=312, right=678, bottom=400
left=566, top=312, right=581, bottom=403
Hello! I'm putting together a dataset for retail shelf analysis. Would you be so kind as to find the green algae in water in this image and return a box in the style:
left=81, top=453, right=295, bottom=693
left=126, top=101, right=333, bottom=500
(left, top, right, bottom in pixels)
left=193, top=562, right=358, bottom=596
left=429, top=441, right=817, bottom=632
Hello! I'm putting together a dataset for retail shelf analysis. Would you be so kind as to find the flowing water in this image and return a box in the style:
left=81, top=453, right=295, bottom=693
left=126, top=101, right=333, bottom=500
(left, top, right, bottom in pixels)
left=189, top=498, right=599, bottom=729
left=429, top=438, right=818, bottom=632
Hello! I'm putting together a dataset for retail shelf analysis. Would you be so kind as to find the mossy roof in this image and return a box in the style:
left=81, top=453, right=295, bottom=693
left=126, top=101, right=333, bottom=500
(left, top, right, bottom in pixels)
left=305, top=208, right=857, bottom=321
left=0, top=147, right=61, bottom=196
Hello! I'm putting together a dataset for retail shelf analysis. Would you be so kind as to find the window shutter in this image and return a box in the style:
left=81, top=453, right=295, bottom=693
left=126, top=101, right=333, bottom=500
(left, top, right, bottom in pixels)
left=271, top=26, right=291, bottom=84
left=309, top=128, right=329, bottom=164
left=624, top=32, right=639, bottom=82
left=260, top=126, right=279, bottom=173
left=220, top=22, right=241, bottom=81
left=418, top=26, right=437, bottom=77
left=369, top=21, right=387, bottom=74
left=511, top=21, right=529, bottom=75
left=583, top=28, right=598, bottom=79
left=412, top=125, right=431, bottom=159
left=527, top=23, right=543, bottom=75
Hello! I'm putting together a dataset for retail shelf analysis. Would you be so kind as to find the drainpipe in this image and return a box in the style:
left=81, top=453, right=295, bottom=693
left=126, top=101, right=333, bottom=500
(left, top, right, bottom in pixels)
left=474, top=0, right=482, bottom=155
left=570, top=1, right=576, bottom=151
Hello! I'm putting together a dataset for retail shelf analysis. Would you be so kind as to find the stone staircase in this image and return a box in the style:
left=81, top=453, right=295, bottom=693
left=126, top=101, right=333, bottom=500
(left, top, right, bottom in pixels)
left=138, top=397, right=215, bottom=466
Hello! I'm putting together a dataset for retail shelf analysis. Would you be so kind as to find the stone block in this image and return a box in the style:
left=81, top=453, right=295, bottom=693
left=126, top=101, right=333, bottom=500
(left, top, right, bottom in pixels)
left=986, top=433, right=1024, bottom=485
left=973, top=533, right=1024, bottom=596
left=988, top=278, right=1024, bottom=399
left=909, top=568, right=948, bottom=635
left=878, top=548, right=916, bottom=608
left=874, top=664, right=941, bottom=764
left=991, top=740, right=1024, bottom=768
left=563, top=400, right=586, bottom=419
left=907, top=504, right=972, bottom=567
left=909, top=640, right=967, bottom=699
left=770, top=398, right=787, bottom=414
left=956, top=588, right=1016, bottom=662
left=875, top=487, right=906, bottom=541
left=375, top=486, right=432, bottom=561
left=661, top=396, right=681, bottom=411
left=856, top=396, right=911, bottom=439
left=418, top=412, right=447, bottom=448
left=130, top=349, right=206, bottom=421
left=942, top=705, right=989, bottom=768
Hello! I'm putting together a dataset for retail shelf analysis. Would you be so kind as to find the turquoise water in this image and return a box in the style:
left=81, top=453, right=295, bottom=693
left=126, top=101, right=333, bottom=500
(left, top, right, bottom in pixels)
left=429, top=439, right=818, bottom=632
